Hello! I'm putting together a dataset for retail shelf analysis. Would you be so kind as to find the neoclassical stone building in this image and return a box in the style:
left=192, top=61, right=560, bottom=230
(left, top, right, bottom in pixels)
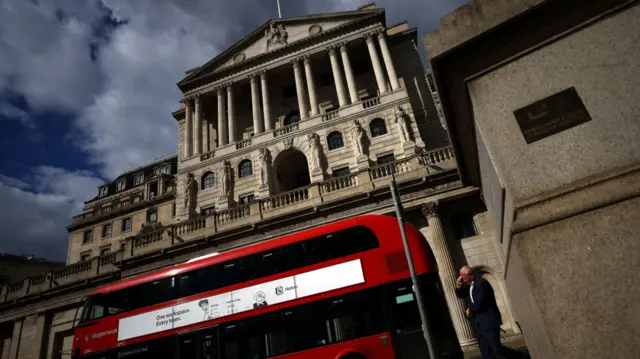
left=0, top=4, right=522, bottom=359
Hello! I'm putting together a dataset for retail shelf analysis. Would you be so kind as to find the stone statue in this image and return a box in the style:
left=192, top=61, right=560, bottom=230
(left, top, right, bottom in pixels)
left=265, top=23, right=288, bottom=51
left=395, top=106, right=412, bottom=144
left=350, top=120, right=366, bottom=156
left=307, top=133, right=321, bottom=169
left=259, top=148, right=271, bottom=187
left=220, top=160, right=232, bottom=197
left=184, top=173, right=198, bottom=212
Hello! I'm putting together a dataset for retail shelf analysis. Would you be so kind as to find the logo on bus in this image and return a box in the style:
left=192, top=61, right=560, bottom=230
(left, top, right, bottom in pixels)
left=275, top=286, right=284, bottom=295
left=85, top=329, right=118, bottom=342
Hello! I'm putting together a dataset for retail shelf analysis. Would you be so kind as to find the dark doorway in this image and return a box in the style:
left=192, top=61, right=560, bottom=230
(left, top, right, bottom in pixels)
left=274, top=149, right=311, bottom=193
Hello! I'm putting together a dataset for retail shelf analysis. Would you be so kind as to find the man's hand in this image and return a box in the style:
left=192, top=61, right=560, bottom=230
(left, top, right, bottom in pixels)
left=466, top=308, right=470, bottom=318
left=456, top=276, right=464, bottom=287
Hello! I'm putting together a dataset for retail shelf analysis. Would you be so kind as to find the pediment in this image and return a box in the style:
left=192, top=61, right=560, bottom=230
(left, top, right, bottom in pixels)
left=179, top=9, right=383, bottom=89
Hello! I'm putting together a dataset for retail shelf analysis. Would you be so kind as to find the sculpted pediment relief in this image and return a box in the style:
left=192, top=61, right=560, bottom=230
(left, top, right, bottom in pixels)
left=179, top=9, right=383, bottom=87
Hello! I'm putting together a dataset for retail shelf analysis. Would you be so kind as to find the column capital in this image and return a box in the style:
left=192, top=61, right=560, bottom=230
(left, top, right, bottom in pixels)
left=376, top=29, right=387, bottom=40
left=326, top=44, right=339, bottom=54
left=256, top=69, right=267, bottom=76
left=225, top=82, right=233, bottom=92
left=247, top=73, right=258, bottom=83
left=421, top=202, right=440, bottom=218
left=302, top=53, right=311, bottom=65
left=290, top=57, right=302, bottom=68
left=339, top=41, right=349, bottom=52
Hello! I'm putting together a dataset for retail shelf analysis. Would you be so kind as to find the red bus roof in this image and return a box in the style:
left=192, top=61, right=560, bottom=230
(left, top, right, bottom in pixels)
left=91, top=215, right=405, bottom=295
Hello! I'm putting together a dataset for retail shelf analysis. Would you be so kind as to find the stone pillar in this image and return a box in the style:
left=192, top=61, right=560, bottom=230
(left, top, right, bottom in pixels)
left=217, top=87, right=227, bottom=146
left=8, top=318, right=23, bottom=359
left=183, top=98, right=193, bottom=158
left=340, top=42, right=359, bottom=103
left=421, top=202, right=477, bottom=347
left=250, top=75, right=263, bottom=134
left=227, top=84, right=236, bottom=143
left=194, top=95, right=202, bottom=155
left=292, top=59, right=308, bottom=120
left=260, top=71, right=272, bottom=131
left=377, top=31, right=400, bottom=90
left=303, top=55, right=319, bottom=116
left=365, top=32, right=388, bottom=94
left=328, top=46, right=349, bottom=107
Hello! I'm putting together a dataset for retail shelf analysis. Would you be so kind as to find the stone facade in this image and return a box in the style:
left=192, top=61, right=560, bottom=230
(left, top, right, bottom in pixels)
left=0, top=4, right=521, bottom=359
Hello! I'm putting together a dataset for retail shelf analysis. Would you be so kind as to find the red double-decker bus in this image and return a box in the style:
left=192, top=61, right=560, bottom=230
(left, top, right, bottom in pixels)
left=72, top=215, right=462, bottom=359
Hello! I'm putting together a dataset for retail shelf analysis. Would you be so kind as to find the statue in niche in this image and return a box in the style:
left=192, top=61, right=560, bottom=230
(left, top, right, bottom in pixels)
left=350, top=120, right=366, bottom=156
left=259, top=148, right=271, bottom=187
left=184, top=173, right=198, bottom=212
left=220, top=160, right=232, bottom=198
left=265, top=23, right=288, bottom=51
left=395, top=106, right=412, bottom=144
left=307, top=133, right=321, bottom=170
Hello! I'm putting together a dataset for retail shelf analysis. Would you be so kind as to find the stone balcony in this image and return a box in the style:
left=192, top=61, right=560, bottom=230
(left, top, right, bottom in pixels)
left=0, top=147, right=457, bottom=308
left=185, top=88, right=409, bottom=167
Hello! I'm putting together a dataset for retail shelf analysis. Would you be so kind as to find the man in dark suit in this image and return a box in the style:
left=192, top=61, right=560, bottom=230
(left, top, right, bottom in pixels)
left=456, top=266, right=505, bottom=359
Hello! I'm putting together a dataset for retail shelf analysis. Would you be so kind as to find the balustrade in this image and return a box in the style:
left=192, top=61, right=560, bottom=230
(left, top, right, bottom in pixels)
left=1, top=149, right=458, bottom=305
left=321, top=109, right=340, bottom=122
left=235, top=139, right=252, bottom=149
left=200, top=150, right=216, bottom=161
left=273, top=123, right=299, bottom=137
left=362, top=96, right=381, bottom=109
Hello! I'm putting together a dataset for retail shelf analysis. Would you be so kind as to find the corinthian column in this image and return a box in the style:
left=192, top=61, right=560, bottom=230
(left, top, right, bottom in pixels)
left=227, top=84, right=236, bottom=143
left=260, top=71, right=272, bottom=131
left=340, top=42, right=359, bottom=103
left=183, top=98, right=193, bottom=158
left=217, top=87, right=227, bottom=146
left=250, top=75, right=263, bottom=134
left=377, top=31, right=400, bottom=90
left=292, top=58, right=308, bottom=120
left=421, top=202, right=477, bottom=347
left=365, top=32, right=387, bottom=94
left=194, top=95, right=202, bottom=155
left=303, top=55, right=319, bottom=116
left=328, top=46, right=348, bottom=107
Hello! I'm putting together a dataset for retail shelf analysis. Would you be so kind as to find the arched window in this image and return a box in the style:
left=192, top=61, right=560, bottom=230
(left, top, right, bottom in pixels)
left=369, top=118, right=387, bottom=138
left=238, top=160, right=253, bottom=178
left=327, top=131, right=344, bottom=150
left=284, top=110, right=301, bottom=126
left=201, top=172, right=215, bottom=189
left=147, top=207, right=157, bottom=224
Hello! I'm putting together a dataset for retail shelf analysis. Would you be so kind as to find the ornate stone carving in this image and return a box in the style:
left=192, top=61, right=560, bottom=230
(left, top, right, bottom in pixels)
left=308, top=24, right=322, bottom=35
left=233, top=52, right=246, bottom=63
left=421, top=202, right=439, bottom=218
left=259, top=148, right=272, bottom=188
left=395, top=106, right=413, bottom=144
left=282, top=137, right=293, bottom=149
left=220, top=160, right=232, bottom=198
left=350, top=120, right=366, bottom=157
left=265, top=23, right=288, bottom=51
left=183, top=173, right=198, bottom=214
left=307, top=133, right=322, bottom=170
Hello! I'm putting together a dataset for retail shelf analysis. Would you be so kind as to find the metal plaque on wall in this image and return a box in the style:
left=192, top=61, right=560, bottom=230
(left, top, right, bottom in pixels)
left=513, top=87, right=592, bottom=144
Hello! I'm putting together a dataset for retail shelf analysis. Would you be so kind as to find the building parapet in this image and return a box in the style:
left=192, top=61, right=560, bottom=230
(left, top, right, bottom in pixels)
left=0, top=147, right=456, bottom=308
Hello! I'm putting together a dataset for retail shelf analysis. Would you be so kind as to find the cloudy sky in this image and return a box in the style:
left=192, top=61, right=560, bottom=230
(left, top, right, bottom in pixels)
left=0, top=0, right=465, bottom=261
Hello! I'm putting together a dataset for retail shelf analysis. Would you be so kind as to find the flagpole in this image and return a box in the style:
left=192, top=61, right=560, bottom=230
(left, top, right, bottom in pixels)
left=276, top=0, right=282, bottom=18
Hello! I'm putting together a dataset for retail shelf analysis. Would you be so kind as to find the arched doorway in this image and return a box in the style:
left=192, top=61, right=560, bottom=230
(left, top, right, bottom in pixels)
left=273, top=149, right=310, bottom=192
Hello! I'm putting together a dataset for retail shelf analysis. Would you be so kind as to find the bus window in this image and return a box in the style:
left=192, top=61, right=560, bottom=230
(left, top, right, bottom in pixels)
left=200, top=328, right=218, bottom=359
left=177, top=332, right=198, bottom=359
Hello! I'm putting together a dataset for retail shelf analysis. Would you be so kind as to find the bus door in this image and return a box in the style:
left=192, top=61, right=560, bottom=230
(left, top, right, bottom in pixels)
left=383, top=279, right=431, bottom=359
left=177, top=326, right=218, bottom=359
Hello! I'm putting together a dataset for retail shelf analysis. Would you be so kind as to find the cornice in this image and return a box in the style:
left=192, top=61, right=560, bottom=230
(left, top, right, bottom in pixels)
left=183, top=21, right=385, bottom=97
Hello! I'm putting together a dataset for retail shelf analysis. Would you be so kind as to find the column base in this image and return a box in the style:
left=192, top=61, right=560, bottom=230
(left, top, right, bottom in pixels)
left=310, top=167, right=324, bottom=183
left=216, top=196, right=232, bottom=210
left=256, top=184, right=271, bottom=199
left=402, top=141, right=417, bottom=156
left=356, top=155, right=370, bottom=170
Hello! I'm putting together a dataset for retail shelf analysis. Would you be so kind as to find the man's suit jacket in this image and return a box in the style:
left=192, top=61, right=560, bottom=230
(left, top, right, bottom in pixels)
left=455, top=275, right=502, bottom=331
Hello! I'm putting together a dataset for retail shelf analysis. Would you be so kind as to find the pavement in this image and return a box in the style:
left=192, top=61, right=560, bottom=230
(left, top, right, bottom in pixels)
left=467, top=346, right=530, bottom=359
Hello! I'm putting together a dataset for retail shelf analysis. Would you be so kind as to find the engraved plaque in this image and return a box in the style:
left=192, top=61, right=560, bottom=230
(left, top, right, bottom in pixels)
left=514, top=87, right=592, bottom=144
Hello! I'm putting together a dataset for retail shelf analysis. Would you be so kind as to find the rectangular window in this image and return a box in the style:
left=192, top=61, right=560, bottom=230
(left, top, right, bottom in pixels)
left=201, top=205, right=215, bottom=216
left=133, top=174, right=144, bottom=185
left=122, top=217, right=132, bottom=232
left=452, top=213, right=478, bottom=239
left=83, top=230, right=93, bottom=244
left=376, top=153, right=396, bottom=165
left=98, top=186, right=108, bottom=197
left=172, top=203, right=177, bottom=217
left=80, top=252, right=91, bottom=262
left=100, top=247, right=111, bottom=256
left=116, top=180, right=126, bottom=192
left=332, top=167, right=350, bottom=178
left=102, top=223, right=112, bottom=238
left=238, top=194, right=255, bottom=205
